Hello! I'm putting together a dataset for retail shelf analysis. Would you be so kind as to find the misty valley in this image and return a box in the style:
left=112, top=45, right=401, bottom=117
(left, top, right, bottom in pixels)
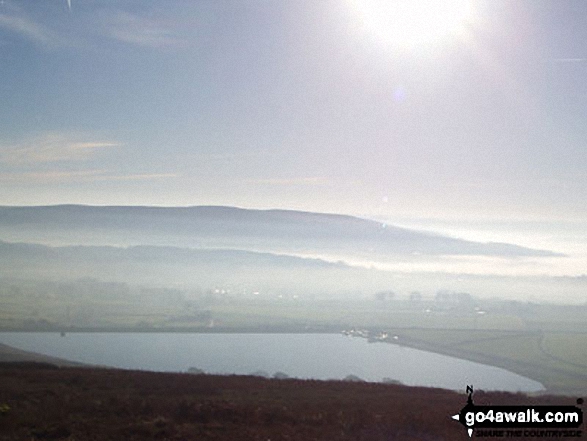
left=0, top=205, right=586, bottom=396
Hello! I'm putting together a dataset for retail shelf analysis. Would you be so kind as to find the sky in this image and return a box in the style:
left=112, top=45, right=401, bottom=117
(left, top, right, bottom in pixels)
left=0, top=0, right=586, bottom=226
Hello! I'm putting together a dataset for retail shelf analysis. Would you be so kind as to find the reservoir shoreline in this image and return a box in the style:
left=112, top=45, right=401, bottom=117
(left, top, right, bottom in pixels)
left=0, top=331, right=544, bottom=394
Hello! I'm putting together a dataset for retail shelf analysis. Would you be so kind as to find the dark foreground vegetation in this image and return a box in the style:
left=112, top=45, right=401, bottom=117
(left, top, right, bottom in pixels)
left=0, top=364, right=582, bottom=440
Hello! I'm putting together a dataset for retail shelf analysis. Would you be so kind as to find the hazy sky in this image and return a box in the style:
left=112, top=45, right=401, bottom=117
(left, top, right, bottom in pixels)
left=1, top=0, right=586, bottom=222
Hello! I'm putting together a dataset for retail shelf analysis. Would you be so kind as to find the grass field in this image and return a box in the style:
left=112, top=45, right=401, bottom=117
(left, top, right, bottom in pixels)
left=378, top=328, right=587, bottom=396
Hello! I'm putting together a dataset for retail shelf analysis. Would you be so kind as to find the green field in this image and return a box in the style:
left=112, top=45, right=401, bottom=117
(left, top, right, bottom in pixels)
left=376, top=327, right=587, bottom=396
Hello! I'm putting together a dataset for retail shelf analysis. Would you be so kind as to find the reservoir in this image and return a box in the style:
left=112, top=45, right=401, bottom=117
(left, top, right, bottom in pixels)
left=0, top=332, right=543, bottom=392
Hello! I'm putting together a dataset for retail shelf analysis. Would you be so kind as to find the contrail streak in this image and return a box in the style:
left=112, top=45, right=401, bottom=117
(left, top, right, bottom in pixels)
left=67, top=0, right=71, bottom=11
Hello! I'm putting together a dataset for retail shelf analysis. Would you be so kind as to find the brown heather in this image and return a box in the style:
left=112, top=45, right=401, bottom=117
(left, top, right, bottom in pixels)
left=0, top=363, right=581, bottom=440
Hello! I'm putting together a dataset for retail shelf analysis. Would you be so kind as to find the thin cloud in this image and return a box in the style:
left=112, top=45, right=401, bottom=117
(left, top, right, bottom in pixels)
left=0, top=133, right=120, bottom=164
left=99, top=173, right=178, bottom=181
left=0, top=169, right=105, bottom=183
left=0, top=7, right=68, bottom=49
left=0, top=170, right=177, bottom=183
left=247, top=177, right=331, bottom=186
left=106, top=11, right=184, bottom=48
left=0, top=12, right=53, bottom=46
left=0, top=132, right=177, bottom=185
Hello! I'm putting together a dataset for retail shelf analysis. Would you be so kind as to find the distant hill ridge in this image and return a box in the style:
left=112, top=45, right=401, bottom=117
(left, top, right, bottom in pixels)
left=0, top=239, right=343, bottom=269
left=0, top=205, right=561, bottom=257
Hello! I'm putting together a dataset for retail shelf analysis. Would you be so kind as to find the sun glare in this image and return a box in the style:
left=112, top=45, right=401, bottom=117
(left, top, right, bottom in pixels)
left=350, top=0, right=476, bottom=51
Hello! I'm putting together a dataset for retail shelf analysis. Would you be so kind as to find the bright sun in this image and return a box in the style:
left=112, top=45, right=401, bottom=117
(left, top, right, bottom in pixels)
left=349, top=0, right=475, bottom=51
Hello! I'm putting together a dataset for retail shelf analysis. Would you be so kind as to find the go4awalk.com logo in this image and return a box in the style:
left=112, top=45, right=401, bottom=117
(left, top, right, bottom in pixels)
left=452, top=386, right=584, bottom=438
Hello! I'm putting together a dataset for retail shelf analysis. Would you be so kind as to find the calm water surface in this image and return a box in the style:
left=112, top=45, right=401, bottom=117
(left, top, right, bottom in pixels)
left=0, top=332, right=544, bottom=392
